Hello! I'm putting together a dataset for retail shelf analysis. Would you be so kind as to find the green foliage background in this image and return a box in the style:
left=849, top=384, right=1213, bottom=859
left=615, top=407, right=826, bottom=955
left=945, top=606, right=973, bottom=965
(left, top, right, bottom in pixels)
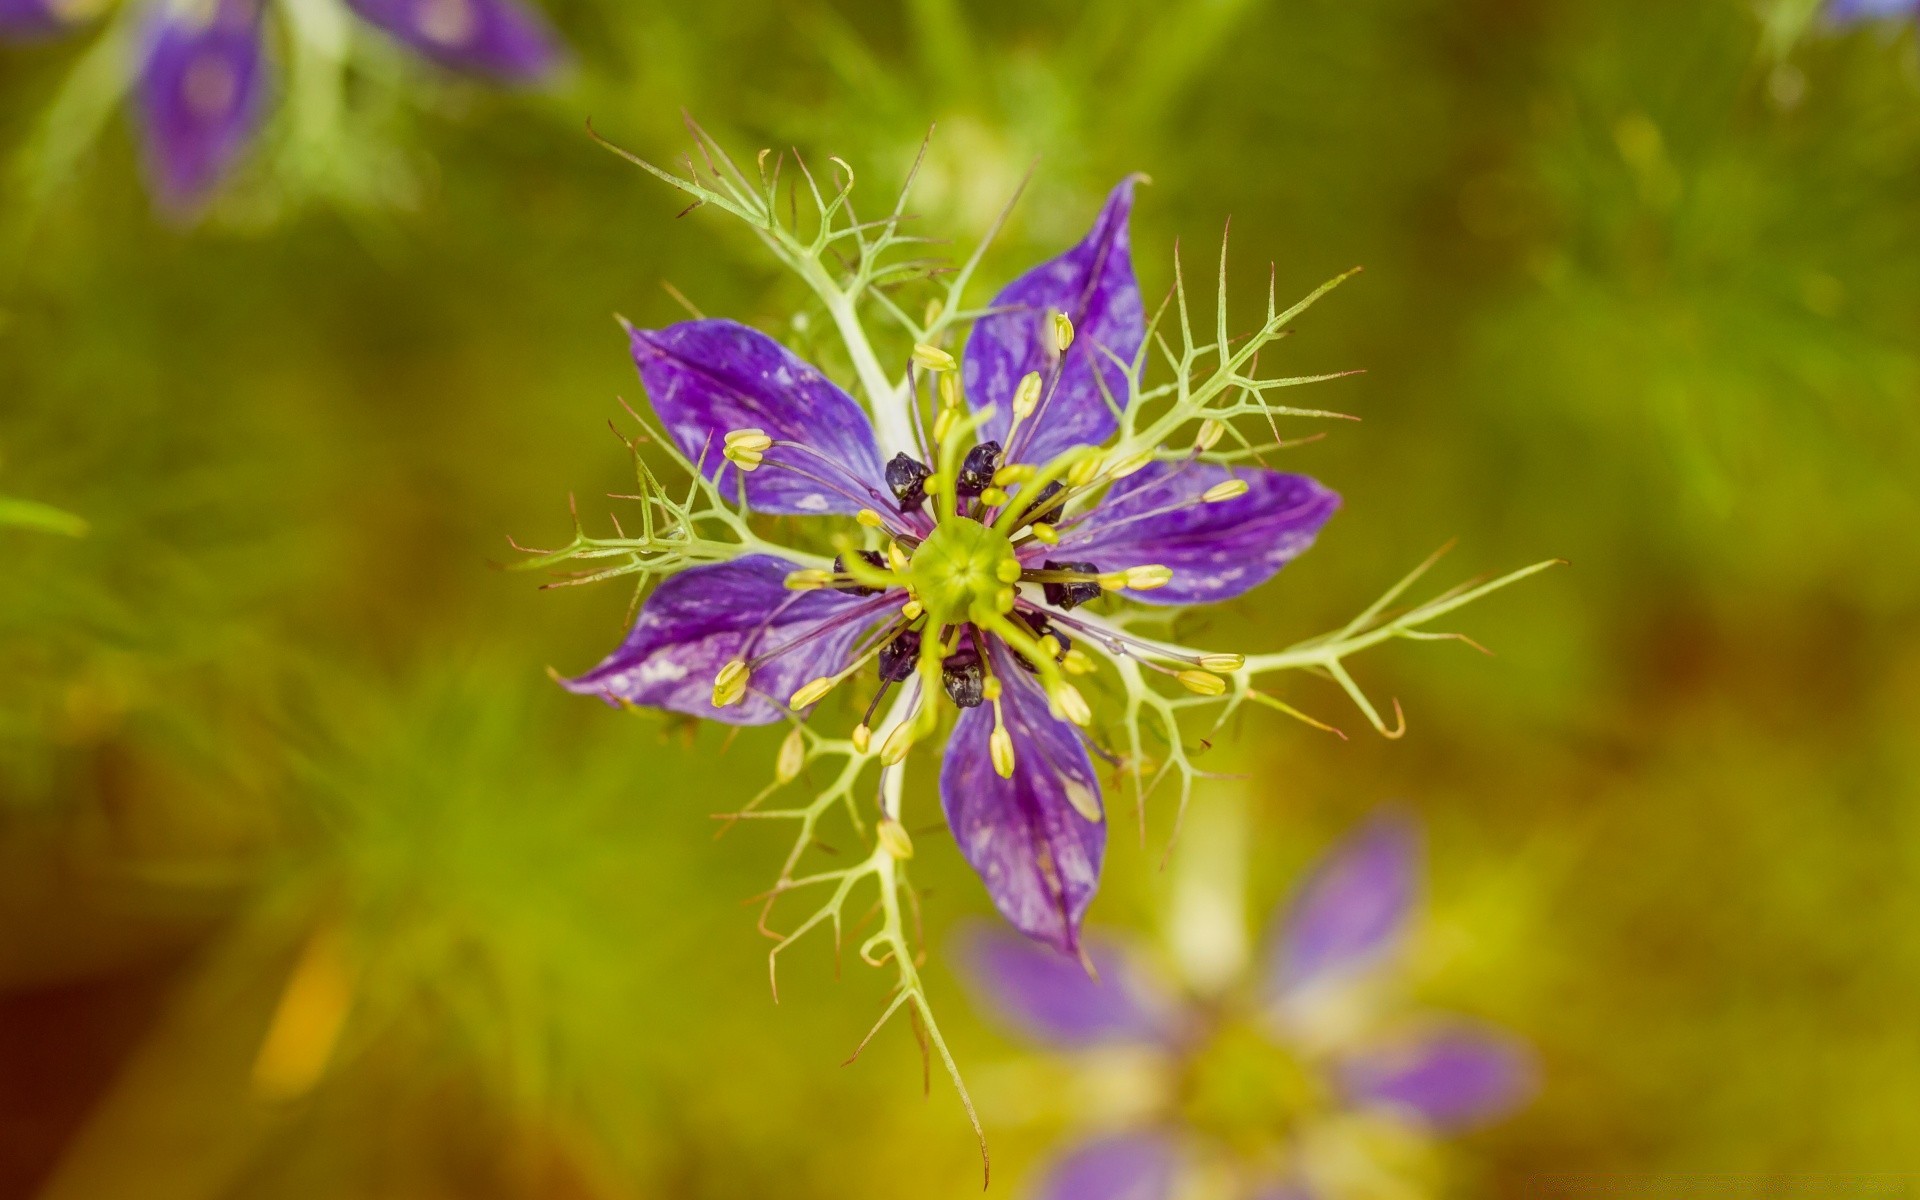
left=3, top=0, right=1918, bottom=1194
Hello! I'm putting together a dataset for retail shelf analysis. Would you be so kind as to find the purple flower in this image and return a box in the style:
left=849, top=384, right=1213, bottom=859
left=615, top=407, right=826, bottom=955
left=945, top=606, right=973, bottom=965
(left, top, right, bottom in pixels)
left=1826, top=0, right=1920, bottom=23
left=561, top=181, right=1340, bottom=955
left=3, top=0, right=561, bottom=213
left=961, top=812, right=1534, bottom=1199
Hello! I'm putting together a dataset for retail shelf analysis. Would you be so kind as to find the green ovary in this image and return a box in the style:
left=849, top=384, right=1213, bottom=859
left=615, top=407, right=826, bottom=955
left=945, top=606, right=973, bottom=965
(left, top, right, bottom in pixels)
left=909, top=517, right=1020, bottom=627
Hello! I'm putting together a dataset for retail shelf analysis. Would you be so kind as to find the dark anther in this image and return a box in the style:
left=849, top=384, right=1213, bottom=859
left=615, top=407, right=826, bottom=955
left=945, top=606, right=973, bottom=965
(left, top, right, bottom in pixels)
left=941, top=648, right=985, bottom=708
left=832, top=550, right=887, bottom=596
left=956, top=440, right=1003, bottom=497
left=878, top=629, right=922, bottom=682
left=886, top=453, right=932, bottom=512
left=1025, top=480, right=1067, bottom=525
left=1013, top=612, right=1071, bottom=674
left=1042, top=559, right=1104, bottom=611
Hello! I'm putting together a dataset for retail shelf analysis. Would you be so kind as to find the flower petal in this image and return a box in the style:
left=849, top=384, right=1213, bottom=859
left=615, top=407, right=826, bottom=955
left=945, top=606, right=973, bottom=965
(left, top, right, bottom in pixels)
left=1337, top=1025, right=1536, bottom=1131
left=963, top=178, right=1146, bottom=467
left=345, top=0, right=560, bottom=79
left=559, top=555, right=888, bottom=726
left=1054, top=461, right=1338, bottom=606
left=959, top=925, right=1180, bottom=1048
left=1034, top=1133, right=1180, bottom=1200
left=1265, top=812, right=1419, bottom=999
left=940, top=642, right=1105, bottom=954
left=134, top=0, right=268, bottom=213
left=630, top=319, right=890, bottom=517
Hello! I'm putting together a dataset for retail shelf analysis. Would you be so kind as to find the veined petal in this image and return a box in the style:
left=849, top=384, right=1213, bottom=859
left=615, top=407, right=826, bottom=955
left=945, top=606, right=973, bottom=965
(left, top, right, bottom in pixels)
left=1056, top=461, right=1338, bottom=606
left=134, top=0, right=269, bottom=213
left=940, top=642, right=1105, bottom=954
left=1337, top=1025, right=1536, bottom=1131
left=1034, top=1133, right=1180, bottom=1200
left=630, top=320, right=890, bottom=517
left=0, top=0, right=89, bottom=39
left=962, top=178, right=1145, bottom=466
left=345, top=0, right=560, bottom=79
left=959, top=926, right=1181, bottom=1048
left=559, top=555, right=887, bottom=726
left=1265, top=812, right=1419, bottom=1001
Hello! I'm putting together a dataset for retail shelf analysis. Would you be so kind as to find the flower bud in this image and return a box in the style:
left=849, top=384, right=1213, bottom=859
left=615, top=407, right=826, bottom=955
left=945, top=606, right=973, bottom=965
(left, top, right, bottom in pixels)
left=912, top=343, right=956, bottom=371
left=775, top=727, right=806, bottom=782
left=1203, top=479, right=1250, bottom=503
left=1176, top=669, right=1227, bottom=697
left=877, top=817, right=915, bottom=859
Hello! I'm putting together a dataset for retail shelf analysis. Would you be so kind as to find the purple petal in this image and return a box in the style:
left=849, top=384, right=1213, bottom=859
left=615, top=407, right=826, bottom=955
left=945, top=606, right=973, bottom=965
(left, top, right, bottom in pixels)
left=559, top=555, right=889, bottom=726
left=1034, top=1133, right=1180, bottom=1200
left=959, top=926, right=1180, bottom=1048
left=630, top=320, right=890, bottom=517
left=1825, top=0, right=1918, bottom=23
left=1338, top=1026, right=1536, bottom=1131
left=963, top=178, right=1146, bottom=467
left=1265, top=812, right=1419, bottom=999
left=1053, top=461, right=1338, bottom=606
left=0, top=0, right=84, bottom=39
left=345, top=0, right=560, bottom=79
left=134, top=0, right=269, bottom=213
left=940, top=641, right=1105, bottom=954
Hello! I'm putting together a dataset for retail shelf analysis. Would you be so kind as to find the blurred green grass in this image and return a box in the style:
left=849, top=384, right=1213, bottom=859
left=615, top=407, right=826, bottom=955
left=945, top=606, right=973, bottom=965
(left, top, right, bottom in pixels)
left=3, top=0, right=1918, bottom=1195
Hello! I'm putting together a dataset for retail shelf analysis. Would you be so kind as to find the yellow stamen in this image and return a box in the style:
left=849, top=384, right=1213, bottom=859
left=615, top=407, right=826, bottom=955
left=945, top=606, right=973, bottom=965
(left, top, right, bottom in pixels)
left=1063, top=778, right=1102, bottom=822
left=1109, top=450, right=1154, bottom=479
left=995, top=558, right=1023, bottom=584
left=1203, top=479, right=1250, bottom=503
left=980, top=487, right=1010, bottom=507
left=1123, top=564, right=1174, bottom=590
left=790, top=677, right=836, bottom=708
left=932, top=408, right=957, bottom=443
left=1062, top=649, right=1095, bottom=676
left=878, top=817, right=915, bottom=859
left=1194, top=419, right=1226, bottom=452
left=913, top=343, right=956, bottom=371
left=1198, top=653, right=1246, bottom=672
left=983, top=677, right=1004, bottom=702
left=880, top=720, right=917, bottom=765
left=1052, top=312, right=1075, bottom=353
left=852, top=723, right=872, bottom=753
left=785, top=568, right=834, bottom=590
left=1037, top=634, right=1063, bottom=661
left=989, top=724, right=1016, bottom=778
left=1029, top=522, right=1059, bottom=545
left=995, top=464, right=1037, bottom=486
left=1067, top=456, right=1103, bottom=488
left=938, top=371, right=961, bottom=409
left=1176, top=669, right=1227, bottom=697
left=776, top=727, right=806, bottom=782
left=856, top=508, right=885, bottom=528
left=886, top=543, right=910, bottom=574
left=900, top=599, right=924, bottom=620
left=1012, top=370, right=1043, bottom=418
left=1047, top=681, right=1092, bottom=726
left=713, top=660, right=749, bottom=707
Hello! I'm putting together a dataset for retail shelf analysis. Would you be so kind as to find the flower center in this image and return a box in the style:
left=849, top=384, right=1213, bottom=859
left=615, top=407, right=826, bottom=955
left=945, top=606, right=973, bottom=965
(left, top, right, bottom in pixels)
left=909, top=517, right=1020, bottom=627
left=1176, top=1019, right=1326, bottom=1154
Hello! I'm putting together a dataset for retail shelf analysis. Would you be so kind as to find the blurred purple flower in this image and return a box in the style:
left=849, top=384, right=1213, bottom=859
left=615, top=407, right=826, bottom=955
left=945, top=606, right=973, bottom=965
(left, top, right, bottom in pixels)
left=2, top=0, right=561, bottom=213
left=560, top=183, right=1340, bottom=957
left=961, top=812, right=1535, bottom=1199
left=1826, top=0, right=1920, bottom=23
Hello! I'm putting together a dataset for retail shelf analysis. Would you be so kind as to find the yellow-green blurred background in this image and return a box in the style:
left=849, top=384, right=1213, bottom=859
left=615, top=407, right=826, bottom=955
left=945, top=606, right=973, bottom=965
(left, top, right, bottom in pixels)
left=4, top=0, right=1919, bottom=1195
